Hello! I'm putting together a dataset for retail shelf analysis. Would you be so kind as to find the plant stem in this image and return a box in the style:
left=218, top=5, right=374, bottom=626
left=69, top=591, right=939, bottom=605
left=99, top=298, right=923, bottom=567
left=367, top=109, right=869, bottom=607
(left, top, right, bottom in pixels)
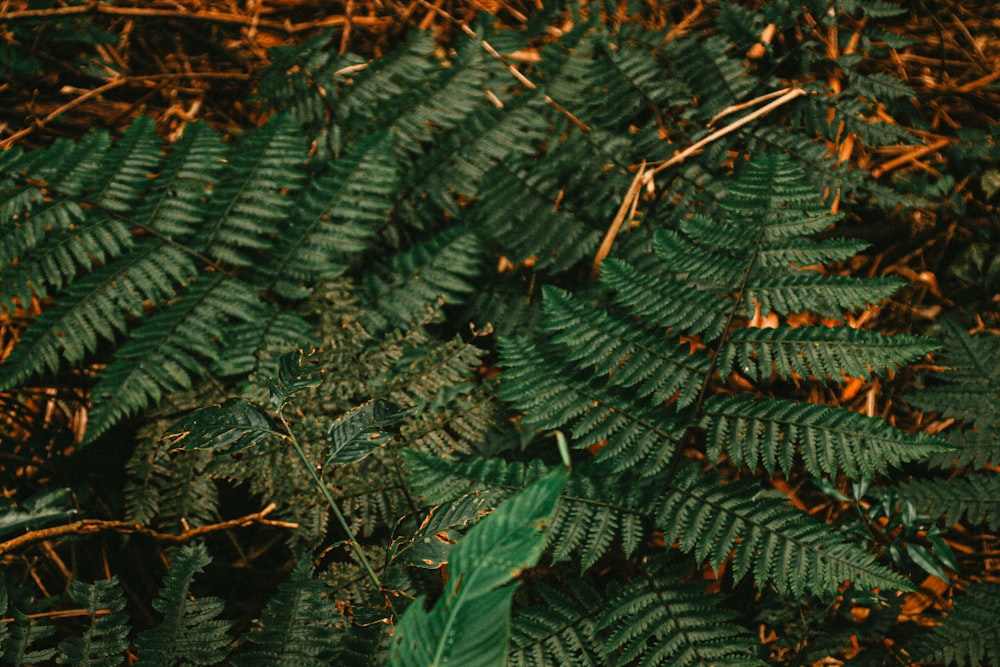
left=278, top=411, right=383, bottom=591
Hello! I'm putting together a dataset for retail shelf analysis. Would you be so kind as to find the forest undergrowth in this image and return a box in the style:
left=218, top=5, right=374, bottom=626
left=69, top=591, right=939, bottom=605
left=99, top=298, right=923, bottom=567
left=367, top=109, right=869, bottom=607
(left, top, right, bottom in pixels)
left=0, top=1, right=998, bottom=665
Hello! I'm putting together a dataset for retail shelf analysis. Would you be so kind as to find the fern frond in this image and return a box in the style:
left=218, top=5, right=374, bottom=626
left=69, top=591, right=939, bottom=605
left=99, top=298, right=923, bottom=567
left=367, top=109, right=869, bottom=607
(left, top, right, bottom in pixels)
left=601, top=258, right=729, bottom=339
left=722, top=326, right=940, bottom=382
left=906, top=319, right=1000, bottom=431
left=596, top=555, right=765, bottom=667
left=667, top=35, right=758, bottom=120
left=262, top=130, right=398, bottom=297
left=915, top=582, right=1000, bottom=667
left=0, top=135, right=109, bottom=276
left=210, top=305, right=316, bottom=379
left=4, top=608, right=58, bottom=666
left=255, top=29, right=363, bottom=129
left=0, top=242, right=195, bottom=389
left=405, top=452, right=651, bottom=571
left=541, top=286, right=711, bottom=408
left=362, top=226, right=483, bottom=331
left=578, top=27, right=687, bottom=128
left=403, top=450, right=548, bottom=506
left=658, top=463, right=913, bottom=595
left=85, top=275, right=262, bottom=442
left=906, top=319, right=1000, bottom=468
left=391, top=33, right=503, bottom=153
left=701, top=395, right=950, bottom=478
left=326, top=30, right=440, bottom=138
left=147, top=448, right=219, bottom=533
left=0, top=214, right=136, bottom=307
left=499, top=337, right=690, bottom=475
left=651, top=227, right=746, bottom=286
left=133, top=120, right=226, bottom=237
left=134, top=543, right=232, bottom=666
left=197, top=114, right=307, bottom=267
left=509, top=583, right=605, bottom=667
left=88, top=116, right=164, bottom=214
left=894, top=472, right=1000, bottom=530
left=234, top=558, right=341, bottom=667
left=745, top=126, right=914, bottom=208
left=55, top=578, right=130, bottom=667
left=745, top=273, right=905, bottom=317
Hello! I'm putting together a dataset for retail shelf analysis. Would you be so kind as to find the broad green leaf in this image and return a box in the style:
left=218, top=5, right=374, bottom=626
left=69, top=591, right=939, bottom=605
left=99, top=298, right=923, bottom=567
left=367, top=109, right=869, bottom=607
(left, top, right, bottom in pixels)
left=164, top=397, right=280, bottom=454
left=326, top=398, right=413, bottom=464
left=389, top=464, right=567, bottom=666
left=0, top=488, right=77, bottom=539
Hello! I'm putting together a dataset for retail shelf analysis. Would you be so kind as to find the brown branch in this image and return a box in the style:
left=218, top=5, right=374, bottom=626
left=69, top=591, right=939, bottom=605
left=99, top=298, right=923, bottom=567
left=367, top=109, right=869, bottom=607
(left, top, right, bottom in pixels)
left=0, top=504, right=298, bottom=556
left=644, top=87, right=808, bottom=182
left=0, top=3, right=391, bottom=34
left=592, top=160, right=646, bottom=277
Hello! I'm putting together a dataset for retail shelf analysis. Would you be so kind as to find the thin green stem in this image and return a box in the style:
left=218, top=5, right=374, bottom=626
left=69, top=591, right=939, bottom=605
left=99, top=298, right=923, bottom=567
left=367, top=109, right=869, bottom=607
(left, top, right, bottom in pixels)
left=277, top=410, right=383, bottom=591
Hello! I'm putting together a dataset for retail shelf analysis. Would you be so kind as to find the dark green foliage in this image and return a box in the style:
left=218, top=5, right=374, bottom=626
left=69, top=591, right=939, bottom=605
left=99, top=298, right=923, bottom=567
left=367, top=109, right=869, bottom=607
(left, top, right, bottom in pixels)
left=658, top=463, right=911, bottom=595
left=2, top=1, right=993, bottom=664
left=597, top=555, right=765, bottom=667
left=55, top=579, right=130, bottom=667
left=906, top=318, right=1000, bottom=468
left=133, top=543, right=232, bottom=666
left=916, top=582, right=1000, bottom=667
left=894, top=473, right=1000, bottom=530
left=0, top=488, right=76, bottom=539
left=508, top=583, right=606, bottom=667
left=701, top=395, right=947, bottom=478
left=234, top=559, right=341, bottom=667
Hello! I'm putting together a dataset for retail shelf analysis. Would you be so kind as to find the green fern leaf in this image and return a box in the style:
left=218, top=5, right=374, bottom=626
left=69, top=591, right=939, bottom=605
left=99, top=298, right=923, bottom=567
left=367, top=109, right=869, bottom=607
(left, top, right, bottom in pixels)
left=596, top=555, right=765, bottom=667
left=134, top=543, right=231, bottom=666
left=88, top=115, right=164, bottom=213
left=894, top=472, right=1000, bottom=530
left=906, top=319, right=1000, bottom=430
left=0, top=488, right=76, bottom=539
left=267, top=349, right=324, bottom=410
left=701, top=395, right=950, bottom=478
left=579, top=27, right=688, bottom=128
left=601, top=258, right=729, bottom=339
left=0, top=243, right=195, bottom=389
left=391, top=33, right=502, bottom=152
left=4, top=608, right=58, bottom=666
left=541, top=286, right=711, bottom=408
left=399, top=101, right=550, bottom=226
left=55, top=578, right=130, bottom=667
left=658, top=463, right=913, bottom=595
left=362, top=226, right=483, bottom=331
left=389, top=464, right=567, bottom=667
left=133, top=120, right=226, bottom=237
left=85, top=275, right=262, bottom=443
left=262, top=130, right=398, bottom=298
left=209, top=306, right=317, bottom=379
left=499, top=337, right=689, bottom=475
left=1, top=134, right=108, bottom=278
left=197, top=114, right=307, bottom=267
left=667, top=34, right=758, bottom=120
left=915, top=582, right=1000, bottom=667
left=745, top=273, right=905, bottom=317
left=234, top=558, right=341, bottom=667
left=722, top=325, right=940, bottom=382
left=404, top=452, right=651, bottom=571
left=509, top=583, right=605, bottom=667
